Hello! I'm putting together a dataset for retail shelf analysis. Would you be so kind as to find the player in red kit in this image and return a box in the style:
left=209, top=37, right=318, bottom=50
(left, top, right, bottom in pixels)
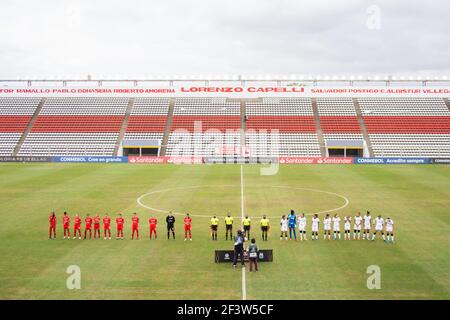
left=149, top=216, right=157, bottom=239
left=62, top=211, right=70, bottom=239
left=84, top=214, right=93, bottom=240
left=116, top=213, right=124, bottom=240
left=73, top=214, right=82, bottom=239
left=49, top=212, right=57, bottom=239
left=103, top=214, right=111, bottom=240
left=93, top=214, right=101, bottom=239
left=131, top=212, right=140, bottom=240
left=184, top=213, right=192, bottom=241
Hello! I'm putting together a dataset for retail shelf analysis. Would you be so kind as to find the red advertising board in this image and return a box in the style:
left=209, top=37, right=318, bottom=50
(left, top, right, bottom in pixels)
left=128, top=157, right=166, bottom=164
left=129, top=156, right=355, bottom=164
left=278, top=157, right=354, bottom=164
left=128, top=156, right=203, bottom=164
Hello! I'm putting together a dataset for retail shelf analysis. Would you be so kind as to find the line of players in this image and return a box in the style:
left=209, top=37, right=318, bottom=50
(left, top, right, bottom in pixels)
left=212, top=211, right=394, bottom=243
left=48, top=211, right=193, bottom=241
left=48, top=210, right=394, bottom=243
left=279, top=210, right=395, bottom=243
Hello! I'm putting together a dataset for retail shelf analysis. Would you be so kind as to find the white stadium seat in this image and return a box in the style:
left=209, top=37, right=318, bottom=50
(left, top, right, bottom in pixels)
left=0, top=96, right=449, bottom=158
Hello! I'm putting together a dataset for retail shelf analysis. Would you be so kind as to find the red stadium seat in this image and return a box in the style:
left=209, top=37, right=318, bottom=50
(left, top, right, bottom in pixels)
left=364, top=116, right=450, bottom=134
left=320, top=116, right=361, bottom=133
left=0, top=116, right=32, bottom=132
left=246, top=116, right=316, bottom=133
left=170, top=115, right=241, bottom=132
left=126, top=116, right=167, bottom=132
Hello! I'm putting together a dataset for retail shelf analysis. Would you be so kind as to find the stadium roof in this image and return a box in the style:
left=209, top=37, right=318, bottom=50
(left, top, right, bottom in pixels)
left=1, top=77, right=450, bottom=88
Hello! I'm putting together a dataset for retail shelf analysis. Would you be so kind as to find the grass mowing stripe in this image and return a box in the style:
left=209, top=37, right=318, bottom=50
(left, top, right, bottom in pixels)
left=0, top=164, right=448, bottom=299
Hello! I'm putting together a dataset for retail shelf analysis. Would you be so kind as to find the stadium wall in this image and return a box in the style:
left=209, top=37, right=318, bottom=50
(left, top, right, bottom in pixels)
left=1, top=85, right=450, bottom=98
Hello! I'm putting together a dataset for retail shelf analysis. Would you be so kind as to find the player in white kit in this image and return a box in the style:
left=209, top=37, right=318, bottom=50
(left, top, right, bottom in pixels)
left=280, top=215, right=288, bottom=241
left=323, top=214, right=332, bottom=240
left=363, top=211, right=372, bottom=240
left=344, top=216, right=352, bottom=240
left=311, top=214, right=320, bottom=240
left=332, top=214, right=341, bottom=240
left=372, top=215, right=386, bottom=241
left=353, top=212, right=363, bottom=240
left=385, top=217, right=394, bottom=243
left=298, top=213, right=307, bottom=241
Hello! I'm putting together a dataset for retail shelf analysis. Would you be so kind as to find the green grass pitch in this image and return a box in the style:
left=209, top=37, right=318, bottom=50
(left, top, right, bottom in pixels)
left=0, top=163, right=449, bottom=300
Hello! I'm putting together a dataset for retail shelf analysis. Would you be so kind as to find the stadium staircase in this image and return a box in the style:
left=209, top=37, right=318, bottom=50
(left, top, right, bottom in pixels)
left=245, top=98, right=320, bottom=157
left=444, top=98, right=450, bottom=112
left=13, top=97, right=46, bottom=156
left=113, top=98, right=134, bottom=156
left=240, top=100, right=246, bottom=155
left=229, top=98, right=263, bottom=156
left=353, top=98, right=374, bottom=157
left=1, top=96, right=450, bottom=158
left=165, top=98, right=241, bottom=156
left=311, top=98, right=326, bottom=157
left=159, top=98, right=175, bottom=156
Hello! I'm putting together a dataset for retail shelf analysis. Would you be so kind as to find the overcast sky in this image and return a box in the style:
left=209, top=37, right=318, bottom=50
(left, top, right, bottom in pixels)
left=0, top=0, right=449, bottom=79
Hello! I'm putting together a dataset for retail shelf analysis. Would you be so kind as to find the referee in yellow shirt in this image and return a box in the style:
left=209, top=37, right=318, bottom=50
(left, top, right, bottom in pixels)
left=224, top=213, right=234, bottom=241
left=210, top=215, right=219, bottom=241
left=260, top=215, right=270, bottom=241
left=243, top=216, right=251, bottom=239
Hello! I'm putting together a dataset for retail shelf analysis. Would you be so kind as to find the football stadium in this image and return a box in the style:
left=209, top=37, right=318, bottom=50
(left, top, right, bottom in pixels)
left=0, top=78, right=449, bottom=300
left=1, top=0, right=449, bottom=305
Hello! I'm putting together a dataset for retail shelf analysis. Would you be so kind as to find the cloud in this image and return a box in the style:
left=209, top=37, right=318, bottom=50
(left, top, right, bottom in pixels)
left=0, top=0, right=449, bottom=78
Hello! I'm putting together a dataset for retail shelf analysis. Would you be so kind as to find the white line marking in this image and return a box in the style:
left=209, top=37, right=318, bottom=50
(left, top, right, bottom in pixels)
left=242, top=265, right=246, bottom=300
left=136, top=185, right=239, bottom=218
left=240, top=165, right=247, bottom=301
left=240, top=167, right=245, bottom=223
left=268, top=186, right=350, bottom=215
left=136, top=185, right=350, bottom=218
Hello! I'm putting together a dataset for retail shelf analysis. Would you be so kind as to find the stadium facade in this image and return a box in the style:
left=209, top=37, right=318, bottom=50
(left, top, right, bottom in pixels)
left=0, top=79, right=449, bottom=160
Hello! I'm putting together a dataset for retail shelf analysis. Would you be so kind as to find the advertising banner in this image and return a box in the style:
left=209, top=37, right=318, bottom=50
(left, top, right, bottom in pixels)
left=52, top=156, right=128, bottom=163
left=354, top=157, right=431, bottom=164
left=0, top=156, right=53, bottom=162
left=204, top=157, right=278, bottom=164
left=429, top=158, right=450, bottom=164
left=128, top=156, right=166, bottom=164
left=278, top=157, right=354, bottom=164
left=166, top=156, right=203, bottom=164
left=0, top=155, right=443, bottom=165
left=214, top=250, right=273, bottom=263
left=2, top=86, right=450, bottom=98
left=127, top=156, right=203, bottom=164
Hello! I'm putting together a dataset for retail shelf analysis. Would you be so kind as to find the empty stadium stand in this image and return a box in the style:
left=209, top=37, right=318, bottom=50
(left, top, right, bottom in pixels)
left=358, top=98, right=449, bottom=116
left=17, top=98, right=128, bottom=156
left=369, top=134, right=450, bottom=157
left=359, top=98, right=450, bottom=157
left=353, top=98, right=374, bottom=157
left=246, top=132, right=320, bottom=157
left=166, top=98, right=241, bottom=156
left=0, top=97, right=41, bottom=156
left=245, top=98, right=321, bottom=156
left=311, top=98, right=326, bottom=157
left=0, top=95, right=449, bottom=158
left=124, top=97, right=170, bottom=142
left=317, top=98, right=361, bottom=133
